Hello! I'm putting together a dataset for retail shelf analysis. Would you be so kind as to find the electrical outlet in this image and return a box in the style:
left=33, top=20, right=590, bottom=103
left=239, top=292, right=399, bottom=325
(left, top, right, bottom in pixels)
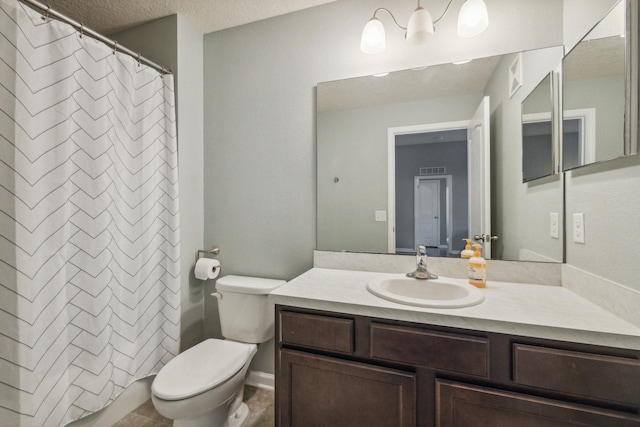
left=550, top=212, right=559, bottom=239
left=375, top=210, right=387, bottom=222
left=573, top=213, right=585, bottom=243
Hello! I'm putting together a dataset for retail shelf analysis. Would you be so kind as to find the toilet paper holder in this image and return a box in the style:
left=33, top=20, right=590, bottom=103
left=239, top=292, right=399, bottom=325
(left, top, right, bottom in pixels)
left=196, top=247, right=220, bottom=262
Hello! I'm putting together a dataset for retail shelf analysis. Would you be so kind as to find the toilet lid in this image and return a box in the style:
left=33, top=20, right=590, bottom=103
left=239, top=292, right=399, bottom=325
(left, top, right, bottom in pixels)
left=152, top=339, right=255, bottom=400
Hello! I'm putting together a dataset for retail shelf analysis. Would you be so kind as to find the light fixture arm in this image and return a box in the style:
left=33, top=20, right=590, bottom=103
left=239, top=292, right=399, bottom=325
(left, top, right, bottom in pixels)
left=373, top=0, right=455, bottom=30
left=432, top=0, right=455, bottom=26
left=371, top=7, right=407, bottom=31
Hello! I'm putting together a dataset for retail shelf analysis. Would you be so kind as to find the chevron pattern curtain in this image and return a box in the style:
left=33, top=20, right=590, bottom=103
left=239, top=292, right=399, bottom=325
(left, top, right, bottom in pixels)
left=0, top=1, right=181, bottom=425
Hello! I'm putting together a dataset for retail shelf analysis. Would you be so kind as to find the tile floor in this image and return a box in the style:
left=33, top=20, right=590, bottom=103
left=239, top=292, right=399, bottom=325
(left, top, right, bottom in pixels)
left=112, top=385, right=274, bottom=427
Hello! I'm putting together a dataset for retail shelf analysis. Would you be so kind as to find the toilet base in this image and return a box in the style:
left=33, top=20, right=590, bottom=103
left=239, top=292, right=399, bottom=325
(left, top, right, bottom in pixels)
left=229, top=402, right=250, bottom=427
left=173, top=402, right=249, bottom=427
left=173, top=405, right=227, bottom=427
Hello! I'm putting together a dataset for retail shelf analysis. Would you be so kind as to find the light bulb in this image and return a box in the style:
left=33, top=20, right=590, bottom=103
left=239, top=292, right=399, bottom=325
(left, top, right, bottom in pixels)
left=457, top=0, right=489, bottom=38
left=361, top=18, right=386, bottom=54
left=406, top=7, right=434, bottom=45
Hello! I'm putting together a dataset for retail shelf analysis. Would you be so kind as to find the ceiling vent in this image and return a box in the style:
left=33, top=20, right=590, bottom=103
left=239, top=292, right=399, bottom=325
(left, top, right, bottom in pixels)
left=420, top=167, right=446, bottom=175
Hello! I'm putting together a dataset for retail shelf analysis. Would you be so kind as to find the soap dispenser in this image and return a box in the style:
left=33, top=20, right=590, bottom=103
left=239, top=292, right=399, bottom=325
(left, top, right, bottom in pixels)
left=461, top=239, right=474, bottom=259
left=468, top=244, right=486, bottom=288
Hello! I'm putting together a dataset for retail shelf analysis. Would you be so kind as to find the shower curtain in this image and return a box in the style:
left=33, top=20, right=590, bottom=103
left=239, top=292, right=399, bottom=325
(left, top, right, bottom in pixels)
left=0, top=1, right=181, bottom=425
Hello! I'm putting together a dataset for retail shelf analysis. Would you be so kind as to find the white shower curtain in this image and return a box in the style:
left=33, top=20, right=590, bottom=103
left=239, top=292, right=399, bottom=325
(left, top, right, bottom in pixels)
left=0, top=1, right=181, bottom=425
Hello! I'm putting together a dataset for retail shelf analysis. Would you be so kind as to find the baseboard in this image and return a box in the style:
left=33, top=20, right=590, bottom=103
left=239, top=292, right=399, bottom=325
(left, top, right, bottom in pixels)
left=246, top=370, right=274, bottom=391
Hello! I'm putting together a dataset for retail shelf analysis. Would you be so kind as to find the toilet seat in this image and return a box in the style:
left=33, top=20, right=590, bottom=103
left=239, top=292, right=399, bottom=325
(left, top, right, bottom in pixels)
left=152, top=339, right=254, bottom=401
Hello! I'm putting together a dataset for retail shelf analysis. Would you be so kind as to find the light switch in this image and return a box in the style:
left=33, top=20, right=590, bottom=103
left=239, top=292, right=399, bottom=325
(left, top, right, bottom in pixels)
left=550, top=212, right=559, bottom=239
left=573, top=213, right=585, bottom=243
left=375, top=210, right=387, bottom=222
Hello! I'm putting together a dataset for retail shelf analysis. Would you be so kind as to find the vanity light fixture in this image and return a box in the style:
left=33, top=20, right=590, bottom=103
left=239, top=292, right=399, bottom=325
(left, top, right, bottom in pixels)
left=457, top=0, right=489, bottom=37
left=360, top=0, right=488, bottom=54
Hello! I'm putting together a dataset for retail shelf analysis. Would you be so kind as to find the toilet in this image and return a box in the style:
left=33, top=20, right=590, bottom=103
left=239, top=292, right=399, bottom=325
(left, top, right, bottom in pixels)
left=151, top=275, right=285, bottom=427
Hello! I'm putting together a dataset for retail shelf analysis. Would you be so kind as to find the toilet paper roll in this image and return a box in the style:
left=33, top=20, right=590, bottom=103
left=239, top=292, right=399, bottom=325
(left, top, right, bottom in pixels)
left=194, top=258, right=221, bottom=280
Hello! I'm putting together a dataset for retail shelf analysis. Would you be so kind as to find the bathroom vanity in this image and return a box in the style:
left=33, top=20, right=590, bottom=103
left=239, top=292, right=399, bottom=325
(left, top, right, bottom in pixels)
left=270, top=268, right=640, bottom=427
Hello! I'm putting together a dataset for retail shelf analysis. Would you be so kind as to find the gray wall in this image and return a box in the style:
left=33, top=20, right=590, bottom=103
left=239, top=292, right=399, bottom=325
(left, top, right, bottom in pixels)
left=565, top=155, right=640, bottom=287
left=203, top=0, right=562, bottom=373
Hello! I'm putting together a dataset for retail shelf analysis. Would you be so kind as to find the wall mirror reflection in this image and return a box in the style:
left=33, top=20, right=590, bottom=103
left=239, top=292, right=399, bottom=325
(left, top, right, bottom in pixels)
left=522, top=73, right=555, bottom=182
left=317, top=47, right=563, bottom=262
left=562, top=0, right=626, bottom=170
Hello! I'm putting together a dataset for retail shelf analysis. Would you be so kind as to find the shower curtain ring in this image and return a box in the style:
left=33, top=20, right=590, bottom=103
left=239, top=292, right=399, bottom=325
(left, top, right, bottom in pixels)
left=41, top=5, right=50, bottom=21
left=136, top=53, right=141, bottom=67
left=112, top=41, right=118, bottom=55
left=79, top=23, right=84, bottom=38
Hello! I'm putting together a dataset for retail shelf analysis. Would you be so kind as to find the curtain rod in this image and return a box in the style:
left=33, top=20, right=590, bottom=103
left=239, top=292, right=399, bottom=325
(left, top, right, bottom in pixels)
left=18, top=0, right=171, bottom=75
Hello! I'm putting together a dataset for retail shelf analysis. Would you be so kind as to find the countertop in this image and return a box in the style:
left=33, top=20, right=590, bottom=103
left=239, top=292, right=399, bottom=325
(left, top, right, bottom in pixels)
left=269, top=268, right=640, bottom=350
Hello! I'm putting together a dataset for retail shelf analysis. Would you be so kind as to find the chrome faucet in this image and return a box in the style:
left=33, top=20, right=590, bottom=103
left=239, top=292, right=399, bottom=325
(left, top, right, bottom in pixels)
left=407, top=245, right=438, bottom=280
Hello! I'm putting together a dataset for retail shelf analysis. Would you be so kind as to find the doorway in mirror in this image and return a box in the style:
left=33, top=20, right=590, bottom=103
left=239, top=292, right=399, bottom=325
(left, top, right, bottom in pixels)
left=393, top=128, right=468, bottom=257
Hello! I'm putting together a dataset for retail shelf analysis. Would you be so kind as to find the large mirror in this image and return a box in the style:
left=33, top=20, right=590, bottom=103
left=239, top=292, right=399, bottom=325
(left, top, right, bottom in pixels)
left=562, top=0, right=627, bottom=169
left=317, top=47, right=564, bottom=261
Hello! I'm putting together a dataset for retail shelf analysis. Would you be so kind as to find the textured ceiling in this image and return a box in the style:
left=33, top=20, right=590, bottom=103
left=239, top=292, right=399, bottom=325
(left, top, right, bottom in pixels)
left=42, top=0, right=338, bottom=35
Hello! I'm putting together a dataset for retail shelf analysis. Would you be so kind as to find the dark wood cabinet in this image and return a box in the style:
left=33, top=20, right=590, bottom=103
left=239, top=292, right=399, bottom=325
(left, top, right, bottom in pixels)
left=436, top=380, right=640, bottom=427
left=279, top=349, right=416, bottom=427
left=275, top=305, right=640, bottom=427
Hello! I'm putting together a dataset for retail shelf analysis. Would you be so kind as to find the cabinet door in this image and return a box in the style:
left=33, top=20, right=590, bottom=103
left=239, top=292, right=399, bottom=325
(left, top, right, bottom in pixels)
left=278, top=349, right=416, bottom=427
left=436, top=379, right=640, bottom=427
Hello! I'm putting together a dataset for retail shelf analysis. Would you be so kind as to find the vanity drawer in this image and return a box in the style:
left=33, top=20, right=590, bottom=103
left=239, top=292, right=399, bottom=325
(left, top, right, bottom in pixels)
left=279, top=311, right=354, bottom=354
left=513, top=344, right=640, bottom=406
left=370, top=323, right=489, bottom=377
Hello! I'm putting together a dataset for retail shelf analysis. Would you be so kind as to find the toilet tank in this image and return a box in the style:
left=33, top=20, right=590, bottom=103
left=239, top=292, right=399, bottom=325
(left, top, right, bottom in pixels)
left=215, top=275, right=286, bottom=343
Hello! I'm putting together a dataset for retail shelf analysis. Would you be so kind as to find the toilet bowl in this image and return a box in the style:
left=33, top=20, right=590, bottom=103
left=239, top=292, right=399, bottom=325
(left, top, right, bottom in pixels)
left=151, top=275, right=285, bottom=427
left=152, top=339, right=257, bottom=427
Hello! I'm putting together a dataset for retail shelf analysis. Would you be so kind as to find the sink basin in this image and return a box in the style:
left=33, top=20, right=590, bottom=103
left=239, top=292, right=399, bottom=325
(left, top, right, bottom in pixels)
left=366, top=275, right=485, bottom=308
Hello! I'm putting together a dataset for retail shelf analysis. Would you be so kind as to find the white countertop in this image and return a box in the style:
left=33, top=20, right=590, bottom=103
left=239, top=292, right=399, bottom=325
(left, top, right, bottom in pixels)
left=269, top=268, right=640, bottom=350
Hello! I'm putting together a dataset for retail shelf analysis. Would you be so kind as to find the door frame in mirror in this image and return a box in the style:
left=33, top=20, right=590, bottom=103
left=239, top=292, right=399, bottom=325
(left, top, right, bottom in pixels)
left=387, top=121, right=469, bottom=254
left=521, top=72, right=555, bottom=182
